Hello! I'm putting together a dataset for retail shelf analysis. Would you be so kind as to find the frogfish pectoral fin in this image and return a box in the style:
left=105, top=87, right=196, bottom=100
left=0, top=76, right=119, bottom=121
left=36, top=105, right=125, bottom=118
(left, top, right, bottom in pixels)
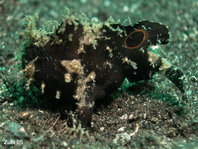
left=148, top=51, right=185, bottom=93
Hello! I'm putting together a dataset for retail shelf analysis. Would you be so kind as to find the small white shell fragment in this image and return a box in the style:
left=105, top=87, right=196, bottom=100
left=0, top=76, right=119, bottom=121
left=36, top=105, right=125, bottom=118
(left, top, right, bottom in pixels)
left=119, top=114, right=128, bottom=120
left=100, top=127, right=105, bottom=131
left=130, top=123, right=139, bottom=136
left=118, top=126, right=125, bottom=132
left=128, top=114, right=134, bottom=119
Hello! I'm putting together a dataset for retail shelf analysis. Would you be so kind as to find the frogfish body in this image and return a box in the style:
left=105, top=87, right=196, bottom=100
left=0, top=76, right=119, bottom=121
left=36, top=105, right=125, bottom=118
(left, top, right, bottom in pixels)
left=22, top=14, right=184, bottom=127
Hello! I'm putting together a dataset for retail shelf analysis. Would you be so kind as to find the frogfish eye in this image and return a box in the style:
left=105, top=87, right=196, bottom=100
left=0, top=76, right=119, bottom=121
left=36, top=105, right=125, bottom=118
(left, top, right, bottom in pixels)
left=124, top=30, right=147, bottom=49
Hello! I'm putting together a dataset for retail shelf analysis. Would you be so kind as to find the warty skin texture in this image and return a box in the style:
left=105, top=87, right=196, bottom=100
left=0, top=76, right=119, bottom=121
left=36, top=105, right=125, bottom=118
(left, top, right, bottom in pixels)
left=22, top=17, right=184, bottom=127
